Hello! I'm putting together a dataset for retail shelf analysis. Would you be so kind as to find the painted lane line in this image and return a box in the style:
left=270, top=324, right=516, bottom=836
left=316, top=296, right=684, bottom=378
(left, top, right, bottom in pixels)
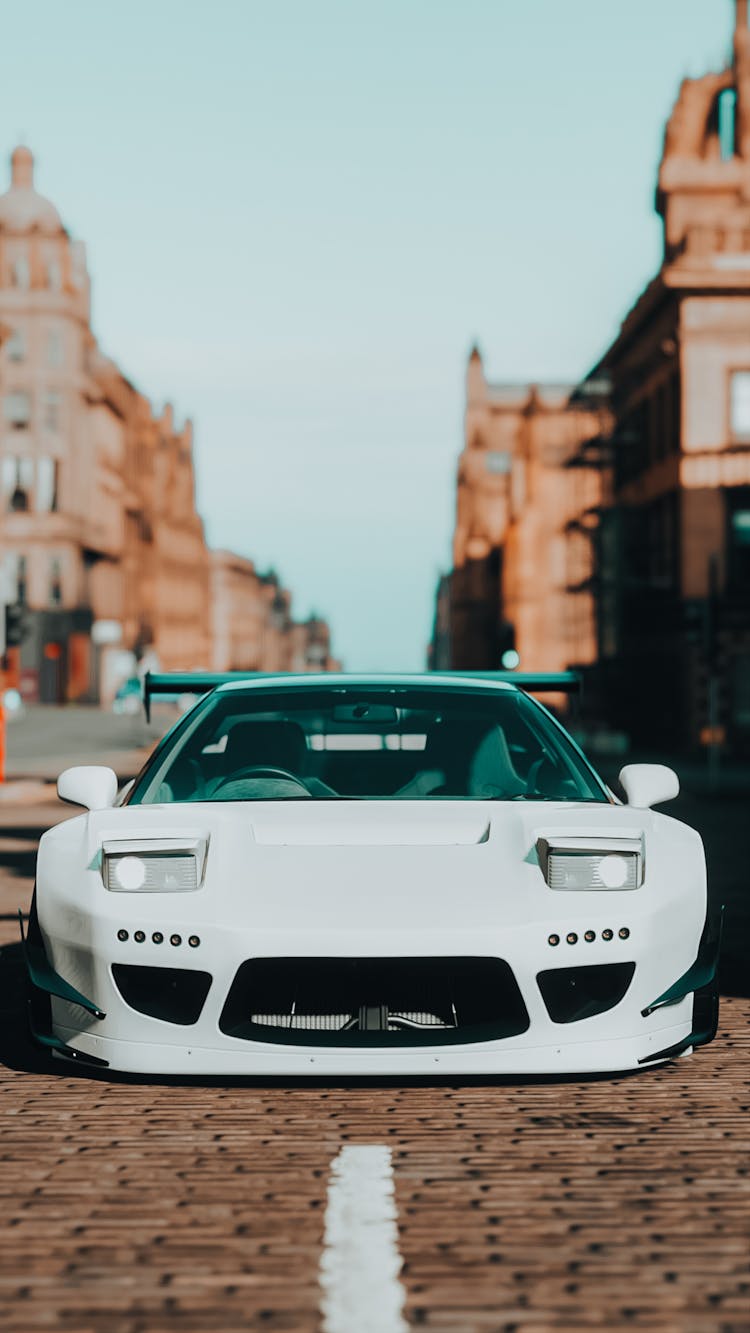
left=319, top=1144, right=408, bottom=1333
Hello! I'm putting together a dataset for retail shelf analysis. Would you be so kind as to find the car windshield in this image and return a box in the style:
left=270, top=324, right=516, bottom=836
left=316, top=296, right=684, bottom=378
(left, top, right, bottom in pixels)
left=129, top=686, right=608, bottom=804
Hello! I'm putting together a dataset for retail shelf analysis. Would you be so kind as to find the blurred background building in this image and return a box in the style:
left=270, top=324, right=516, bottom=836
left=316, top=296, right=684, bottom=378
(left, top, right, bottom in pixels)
left=434, top=0, right=750, bottom=757
left=0, top=147, right=338, bottom=702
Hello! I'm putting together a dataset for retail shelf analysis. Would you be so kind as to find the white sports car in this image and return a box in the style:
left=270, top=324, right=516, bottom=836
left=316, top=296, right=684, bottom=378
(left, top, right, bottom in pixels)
left=23, top=672, right=720, bottom=1076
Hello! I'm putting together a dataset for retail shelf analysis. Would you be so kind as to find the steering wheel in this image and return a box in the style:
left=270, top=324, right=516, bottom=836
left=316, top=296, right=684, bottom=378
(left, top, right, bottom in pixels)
left=213, top=765, right=313, bottom=794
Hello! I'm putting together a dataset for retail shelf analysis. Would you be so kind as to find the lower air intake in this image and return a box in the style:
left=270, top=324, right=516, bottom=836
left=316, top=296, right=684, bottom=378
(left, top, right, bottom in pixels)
left=537, top=961, right=635, bottom=1024
left=219, top=956, right=529, bottom=1046
left=112, top=964, right=212, bottom=1025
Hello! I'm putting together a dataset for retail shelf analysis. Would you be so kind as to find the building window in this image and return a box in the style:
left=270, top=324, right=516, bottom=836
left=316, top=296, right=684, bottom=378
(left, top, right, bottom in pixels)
left=11, top=256, right=30, bottom=289
left=2, top=553, right=27, bottom=605
left=37, top=457, right=59, bottom=512
left=46, top=328, right=64, bottom=367
left=727, top=487, right=750, bottom=594
left=718, top=88, right=736, bottom=162
left=730, top=371, right=750, bottom=440
left=49, top=558, right=63, bottom=607
left=46, top=260, right=62, bottom=291
left=16, top=555, right=27, bottom=605
left=6, top=328, right=25, bottom=362
left=43, top=391, right=62, bottom=432
left=1, top=457, right=34, bottom=512
left=485, top=451, right=512, bottom=475
left=3, top=392, right=31, bottom=427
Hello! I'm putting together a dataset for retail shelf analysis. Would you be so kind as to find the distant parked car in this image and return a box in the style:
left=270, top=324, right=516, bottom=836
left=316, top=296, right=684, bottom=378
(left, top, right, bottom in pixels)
left=24, top=670, right=720, bottom=1077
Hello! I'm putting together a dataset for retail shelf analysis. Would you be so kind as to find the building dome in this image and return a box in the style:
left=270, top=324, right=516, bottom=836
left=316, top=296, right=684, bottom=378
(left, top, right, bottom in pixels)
left=0, top=146, right=63, bottom=233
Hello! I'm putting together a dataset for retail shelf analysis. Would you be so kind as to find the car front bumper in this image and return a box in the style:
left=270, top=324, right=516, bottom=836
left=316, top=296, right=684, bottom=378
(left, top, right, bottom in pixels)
left=29, top=895, right=719, bottom=1076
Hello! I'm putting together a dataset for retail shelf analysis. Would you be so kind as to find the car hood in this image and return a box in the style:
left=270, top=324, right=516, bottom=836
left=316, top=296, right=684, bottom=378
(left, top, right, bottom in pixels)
left=39, top=797, right=704, bottom=948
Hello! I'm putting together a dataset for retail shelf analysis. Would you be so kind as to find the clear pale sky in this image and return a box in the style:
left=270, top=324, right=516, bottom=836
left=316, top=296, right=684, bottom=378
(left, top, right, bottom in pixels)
left=0, top=0, right=731, bottom=669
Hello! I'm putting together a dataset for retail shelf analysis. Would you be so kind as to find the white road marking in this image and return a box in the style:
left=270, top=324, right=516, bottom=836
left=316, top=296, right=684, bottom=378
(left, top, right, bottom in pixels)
left=319, top=1144, right=409, bottom=1333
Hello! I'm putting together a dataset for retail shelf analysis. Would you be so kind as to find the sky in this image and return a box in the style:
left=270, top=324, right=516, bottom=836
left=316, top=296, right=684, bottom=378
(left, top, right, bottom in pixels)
left=0, top=0, right=732, bottom=669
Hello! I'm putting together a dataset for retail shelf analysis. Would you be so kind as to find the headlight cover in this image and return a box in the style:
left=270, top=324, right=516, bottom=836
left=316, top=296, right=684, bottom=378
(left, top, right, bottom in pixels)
left=102, top=838, right=208, bottom=892
left=537, top=837, right=642, bottom=890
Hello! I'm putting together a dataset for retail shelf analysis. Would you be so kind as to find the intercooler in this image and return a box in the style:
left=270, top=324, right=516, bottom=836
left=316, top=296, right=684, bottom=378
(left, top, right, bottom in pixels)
left=219, top=956, right=530, bottom=1046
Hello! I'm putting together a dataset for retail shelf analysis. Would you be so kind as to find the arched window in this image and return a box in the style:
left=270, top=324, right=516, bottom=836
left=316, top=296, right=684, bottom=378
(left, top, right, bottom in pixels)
left=49, top=557, right=63, bottom=606
left=2, top=457, right=34, bottom=511
left=3, top=391, right=31, bottom=427
left=11, top=256, right=30, bottom=289
left=6, top=328, right=25, bottom=362
left=718, top=88, right=736, bottom=161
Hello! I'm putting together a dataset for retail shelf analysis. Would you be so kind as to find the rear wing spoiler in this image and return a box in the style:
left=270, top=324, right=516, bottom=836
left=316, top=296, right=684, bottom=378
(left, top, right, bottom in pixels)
left=143, top=670, right=580, bottom=721
left=143, top=672, right=277, bottom=720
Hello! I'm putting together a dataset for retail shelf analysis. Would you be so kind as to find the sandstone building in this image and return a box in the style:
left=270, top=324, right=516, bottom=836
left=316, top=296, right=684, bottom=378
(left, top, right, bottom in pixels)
left=436, top=0, right=750, bottom=756
left=432, top=350, right=603, bottom=682
left=0, top=147, right=336, bottom=701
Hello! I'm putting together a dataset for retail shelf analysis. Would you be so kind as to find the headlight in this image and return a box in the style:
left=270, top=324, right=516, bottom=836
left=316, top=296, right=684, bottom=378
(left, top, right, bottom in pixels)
left=102, top=838, right=208, bottom=892
left=539, top=842, right=641, bottom=890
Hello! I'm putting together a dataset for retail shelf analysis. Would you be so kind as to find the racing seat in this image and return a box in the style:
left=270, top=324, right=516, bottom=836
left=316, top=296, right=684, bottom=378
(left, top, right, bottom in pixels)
left=396, top=720, right=526, bottom=799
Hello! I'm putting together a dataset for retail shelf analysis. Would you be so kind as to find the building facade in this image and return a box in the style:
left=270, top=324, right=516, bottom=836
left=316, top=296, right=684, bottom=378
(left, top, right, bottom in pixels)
left=432, top=349, right=602, bottom=678
left=437, top=0, right=750, bottom=756
left=574, top=0, right=750, bottom=754
left=0, top=147, right=337, bottom=700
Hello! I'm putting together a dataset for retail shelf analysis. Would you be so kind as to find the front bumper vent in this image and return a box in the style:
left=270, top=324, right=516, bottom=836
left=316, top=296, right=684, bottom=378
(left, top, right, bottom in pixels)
left=219, top=956, right=530, bottom=1047
left=537, top=962, right=635, bottom=1024
left=112, top=964, right=212, bottom=1025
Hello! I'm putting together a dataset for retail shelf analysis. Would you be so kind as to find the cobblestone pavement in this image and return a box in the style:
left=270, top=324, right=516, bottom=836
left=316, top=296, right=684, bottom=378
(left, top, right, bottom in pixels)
left=0, top=804, right=748, bottom=1333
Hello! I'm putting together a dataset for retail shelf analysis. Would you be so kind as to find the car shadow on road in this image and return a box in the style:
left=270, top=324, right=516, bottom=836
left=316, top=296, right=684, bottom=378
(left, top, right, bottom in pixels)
left=0, top=826, right=51, bottom=883
left=0, top=940, right=60, bottom=1075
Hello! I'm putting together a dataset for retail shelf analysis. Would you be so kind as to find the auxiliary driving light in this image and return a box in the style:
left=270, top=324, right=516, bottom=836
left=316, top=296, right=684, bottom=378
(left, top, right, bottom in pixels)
left=619, top=927, right=630, bottom=939
left=134, top=930, right=146, bottom=943
left=584, top=930, right=596, bottom=942
left=170, top=934, right=182, bottom=947
left=566, top=932, right=578, bottom=945
left=117, top=929, right=128, bottom=942
left=152, top=931, right=164, bottom=944
left=188, top=935, right=200, bottom=948
left=548, top=933, right=560, bottom=947
left=601, top=928, right=613, bottom=941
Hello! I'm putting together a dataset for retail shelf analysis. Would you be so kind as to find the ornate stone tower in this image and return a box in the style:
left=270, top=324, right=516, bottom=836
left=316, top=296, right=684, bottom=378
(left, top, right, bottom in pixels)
left=657, top=0, right=750, bottom=259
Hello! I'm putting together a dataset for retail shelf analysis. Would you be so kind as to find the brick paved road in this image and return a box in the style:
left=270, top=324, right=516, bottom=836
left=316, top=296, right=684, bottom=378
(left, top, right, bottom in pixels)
left=0, top=804, right=748, bottom=1333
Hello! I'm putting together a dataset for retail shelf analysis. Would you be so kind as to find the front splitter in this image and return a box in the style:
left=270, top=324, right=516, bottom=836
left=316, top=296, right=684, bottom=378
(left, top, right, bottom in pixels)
left=52, top=1016, right=695, bottom=1077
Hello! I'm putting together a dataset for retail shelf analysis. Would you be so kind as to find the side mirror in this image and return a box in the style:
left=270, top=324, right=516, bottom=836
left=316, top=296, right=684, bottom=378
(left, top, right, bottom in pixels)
left=618, top=763, right=679, bottom=809
left=57, top=766, right=118, bottom=811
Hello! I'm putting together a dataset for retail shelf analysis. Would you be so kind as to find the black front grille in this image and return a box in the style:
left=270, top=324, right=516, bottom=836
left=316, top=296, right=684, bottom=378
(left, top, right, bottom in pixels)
left=112, top=964, right=212, bottom=1025
left=537, top=962, right=635, bottom=1024
left=219, top=957, right=529, bottom=1046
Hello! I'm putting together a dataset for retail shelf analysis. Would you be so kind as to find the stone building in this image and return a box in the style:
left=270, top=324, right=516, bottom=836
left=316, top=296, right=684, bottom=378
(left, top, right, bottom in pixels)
left=433, top=348, right=602, bottom=678
left=0, top=146, right=337, bottom=701
left=209, top=551, right=342, bottom=674
left=437, top=0, right=750, bottom=755
left=571, top=0, right=750, bottom=754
